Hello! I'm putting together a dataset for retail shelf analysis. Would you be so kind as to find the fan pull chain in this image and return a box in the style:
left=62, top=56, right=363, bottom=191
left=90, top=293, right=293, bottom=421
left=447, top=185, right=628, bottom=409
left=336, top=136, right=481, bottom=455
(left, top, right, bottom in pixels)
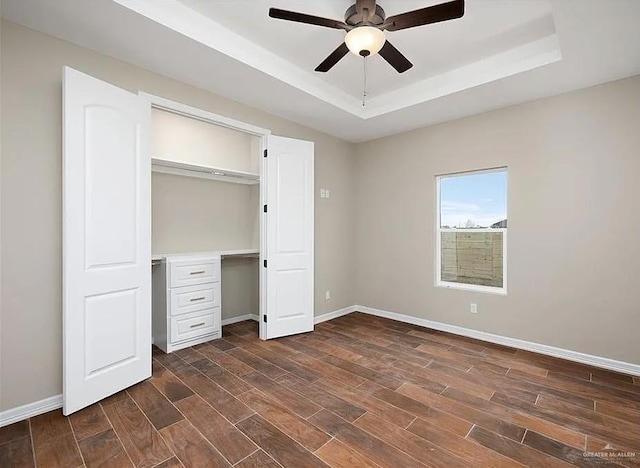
left=362, top=55, right=368, bottom=107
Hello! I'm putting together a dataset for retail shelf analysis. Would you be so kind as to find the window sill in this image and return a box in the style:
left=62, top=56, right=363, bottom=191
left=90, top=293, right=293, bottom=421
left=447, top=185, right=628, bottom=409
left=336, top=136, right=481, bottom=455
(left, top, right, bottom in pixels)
left=436, top=281, right=507, bottom=296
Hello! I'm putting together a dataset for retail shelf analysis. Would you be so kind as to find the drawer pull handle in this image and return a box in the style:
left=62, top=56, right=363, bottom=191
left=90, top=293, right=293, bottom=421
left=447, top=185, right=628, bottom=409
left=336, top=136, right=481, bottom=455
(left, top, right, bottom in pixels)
left=189, top=270, right=206, bottom=275
left=190, top=296, right=206, bottom=302
left=190, top=322, right=206, bottom=329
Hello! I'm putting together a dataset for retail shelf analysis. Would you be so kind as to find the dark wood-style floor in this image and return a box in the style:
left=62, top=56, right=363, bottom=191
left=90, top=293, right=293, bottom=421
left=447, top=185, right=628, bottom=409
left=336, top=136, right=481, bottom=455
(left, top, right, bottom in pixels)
left=2, top=313, right=639, bottom=467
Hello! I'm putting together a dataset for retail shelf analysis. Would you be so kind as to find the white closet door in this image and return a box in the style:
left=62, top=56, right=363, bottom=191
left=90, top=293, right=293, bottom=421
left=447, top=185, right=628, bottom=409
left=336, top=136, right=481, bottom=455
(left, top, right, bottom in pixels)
left=63, top=67, right=151, bottom=415
left=265, top=136, right=314, bottom=339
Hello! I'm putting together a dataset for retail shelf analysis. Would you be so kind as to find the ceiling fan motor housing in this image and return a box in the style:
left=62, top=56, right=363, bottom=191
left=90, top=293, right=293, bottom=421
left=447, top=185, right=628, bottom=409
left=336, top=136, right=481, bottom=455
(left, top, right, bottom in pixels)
left=344, top=4, right=386, bottom=26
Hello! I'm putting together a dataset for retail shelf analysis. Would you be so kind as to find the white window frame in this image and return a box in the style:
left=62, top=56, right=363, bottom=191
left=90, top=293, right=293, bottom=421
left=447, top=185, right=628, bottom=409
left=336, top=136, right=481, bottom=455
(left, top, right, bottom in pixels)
left=435, top=167, right=507, bottom=295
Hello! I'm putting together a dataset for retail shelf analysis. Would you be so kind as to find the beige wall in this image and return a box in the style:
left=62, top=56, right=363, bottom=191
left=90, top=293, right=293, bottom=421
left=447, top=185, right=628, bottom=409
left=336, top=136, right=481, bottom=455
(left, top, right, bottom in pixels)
left=0, top=21, right=356, bottom=411
left=220, top=257, right=260, bottom=321
left=152, top=173, right=260, bottom=322
left=152, top=173, right=259, bottom=254
left=354, top=75, right=640, bottom=365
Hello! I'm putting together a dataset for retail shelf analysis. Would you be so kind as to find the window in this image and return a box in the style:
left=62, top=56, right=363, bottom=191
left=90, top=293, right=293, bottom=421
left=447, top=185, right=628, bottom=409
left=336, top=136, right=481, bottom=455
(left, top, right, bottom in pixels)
left=436, top=168, right=507, bottom=294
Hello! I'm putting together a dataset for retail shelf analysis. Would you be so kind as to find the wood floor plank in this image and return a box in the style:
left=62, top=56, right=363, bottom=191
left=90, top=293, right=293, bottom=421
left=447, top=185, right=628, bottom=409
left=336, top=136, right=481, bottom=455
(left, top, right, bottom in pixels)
left=426, top=361, right=526, bottom=401
left=309, top=409, right=429, bottom=468
left=78, top=428, right=132, bottom=468
left=182, top=373, right=254, bottom=424
left=10, top=316, right=638, bottom=468
left=407, top=417, right=523, bottom=467
left=491, top=391, right=640, bottom=450
left=101, top=395, right=173, bottom=467
left=276, top=373, right=367, bottom=422
left=395, top=382, right=526, bottom=442
left=0, top=421, right=30, bottom=445
left=190, top=358, right=254, bottom=396
left=294, top=335, right=364, bottom=362
left=537, top=394, right=640, bottom=437
left=127, top=381, right=184, bottom=431
left=241, top=344, right=323, bottom=382
left=468, top=426, right=573, bottom=467
left=174, top=395, right=257, bottom=464
left=153, top=457, right=184, bottom=468
left=191, top=343, right=254, bottom=377
left=321, top=355, right=404, bottom=390
left=234, top=450, right=281, bottom=468
left=502, top=368, right=596, bottom=409
left=160, top=420, right=230, bottom=467
left=236, top=414, right=328, bottom=468
left=354, top=412, right=469, bottom=468
left=30, top=409, right=73, bottom=446
left=356, top=381, right=473, bottom=437
left=595, top=399, right=640, bottom=424
left=150, top=361, right=195, bottom=403
left=508, top=368, right=634, bottom=411
left=172, top=347, right=204, bottom=364
left=238, top=389, right=331, bottom=451
left=99, top=390, right=131, bottom=408
left=227, top=348, right=288, bottom=379
left=314, top=439, right=382, bottom=468
left=316, top=377, right=416, bottom=429
left=0, top=436, right=35, bottom=468
left=241, top=371, right=322, bottom=418
left=33, top=432, right=83, bottom=468
left=69, top=403, right=112, bottom=441
left=289, top=352, right=367, bottom=387
left=153, top=353, right=200, bottom=381
left=209, top=338, right=236, bottom=352
left=441, top=387, right=586, bottom=449
left=585, top=438, right=640, bottom=468
left=523, top=430, right=619, bottom=468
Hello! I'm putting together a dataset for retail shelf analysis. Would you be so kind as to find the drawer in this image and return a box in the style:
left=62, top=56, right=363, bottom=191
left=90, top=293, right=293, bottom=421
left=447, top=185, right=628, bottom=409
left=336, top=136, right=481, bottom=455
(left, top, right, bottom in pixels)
left=170, top=308, right=220, bottom=343
left=169, top=257, right=219, bottom=288
left=170, top=283, right=220, bottom=316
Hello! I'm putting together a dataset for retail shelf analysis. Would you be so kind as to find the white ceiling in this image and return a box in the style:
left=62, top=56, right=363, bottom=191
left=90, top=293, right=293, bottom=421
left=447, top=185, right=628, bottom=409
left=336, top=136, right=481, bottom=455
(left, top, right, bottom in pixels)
left=2, top=0, right=640, bottom=142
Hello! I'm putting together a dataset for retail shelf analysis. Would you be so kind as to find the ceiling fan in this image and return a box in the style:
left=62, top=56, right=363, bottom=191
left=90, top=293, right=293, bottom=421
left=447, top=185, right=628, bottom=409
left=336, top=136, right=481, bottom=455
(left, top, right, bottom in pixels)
left=269, top=0, right=465, bottom=74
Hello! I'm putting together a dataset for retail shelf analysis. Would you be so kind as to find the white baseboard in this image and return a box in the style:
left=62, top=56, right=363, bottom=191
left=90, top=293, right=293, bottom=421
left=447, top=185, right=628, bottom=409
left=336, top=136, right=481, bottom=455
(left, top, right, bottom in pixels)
left=0, top=394, right=63, bottom=428
left=355, top=305, right=640, bottom=377
left=315, top=305, right=357, bottom=324
left=221, top=314, right=259, bottom=326
left=221, top=306, right=358, bottom=327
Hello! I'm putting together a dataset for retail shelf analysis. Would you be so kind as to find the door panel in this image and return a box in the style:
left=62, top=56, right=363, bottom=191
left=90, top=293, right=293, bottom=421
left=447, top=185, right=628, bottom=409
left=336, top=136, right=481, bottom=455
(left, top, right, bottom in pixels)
left=85, top=106, right=139, bottom=268
left=63, top=67, right=151, bottom=415
left=266, top=136, right=314, bottom=339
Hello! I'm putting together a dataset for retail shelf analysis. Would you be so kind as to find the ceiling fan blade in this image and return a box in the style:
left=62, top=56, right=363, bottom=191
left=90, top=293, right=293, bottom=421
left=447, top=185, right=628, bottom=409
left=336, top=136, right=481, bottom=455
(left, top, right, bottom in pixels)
left=383, top=0, right=464, bottom=31
left=269, top=8, right=349, bottom=30
left=379, top=41, right=413, bottom=73
left=356, top=0, right=377, bottom=21
left=315, top=43, right=350, bottom=72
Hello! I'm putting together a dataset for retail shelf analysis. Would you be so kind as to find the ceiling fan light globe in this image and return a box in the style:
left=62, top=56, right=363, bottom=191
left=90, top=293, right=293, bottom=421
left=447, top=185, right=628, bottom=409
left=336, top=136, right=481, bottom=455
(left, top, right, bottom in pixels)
left=345, top=26, right=386, bottom=57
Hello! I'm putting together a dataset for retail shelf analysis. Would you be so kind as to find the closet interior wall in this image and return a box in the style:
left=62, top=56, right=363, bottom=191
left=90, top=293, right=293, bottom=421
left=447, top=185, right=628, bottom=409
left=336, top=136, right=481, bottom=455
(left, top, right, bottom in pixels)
left=151, top=108, right=261, bottom=323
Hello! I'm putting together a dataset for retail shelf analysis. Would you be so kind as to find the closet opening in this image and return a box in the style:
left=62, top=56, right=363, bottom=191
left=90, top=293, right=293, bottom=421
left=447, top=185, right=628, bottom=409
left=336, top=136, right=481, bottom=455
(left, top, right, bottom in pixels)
left=143, top=94, right=270, bottom=350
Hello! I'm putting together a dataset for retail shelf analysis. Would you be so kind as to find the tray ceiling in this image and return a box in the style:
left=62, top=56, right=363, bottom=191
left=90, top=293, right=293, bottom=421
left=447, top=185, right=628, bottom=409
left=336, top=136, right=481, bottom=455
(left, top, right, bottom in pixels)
left=2, top=0, right=640, bottom=142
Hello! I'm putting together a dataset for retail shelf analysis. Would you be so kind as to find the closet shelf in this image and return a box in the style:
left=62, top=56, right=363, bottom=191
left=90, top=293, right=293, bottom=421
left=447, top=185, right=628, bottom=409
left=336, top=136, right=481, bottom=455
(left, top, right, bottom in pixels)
left=151, top=157, right=259, bottom=185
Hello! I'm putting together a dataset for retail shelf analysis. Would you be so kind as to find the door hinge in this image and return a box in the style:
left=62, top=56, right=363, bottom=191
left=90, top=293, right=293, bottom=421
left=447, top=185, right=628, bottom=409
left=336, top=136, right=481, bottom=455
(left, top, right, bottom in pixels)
left=263, top=314, right=267, bottom=323
left=263, top=149, right=268, bottom=158
left=263, top=204, right=267, bottom=213
left=263, top=259, right=267, bottom=268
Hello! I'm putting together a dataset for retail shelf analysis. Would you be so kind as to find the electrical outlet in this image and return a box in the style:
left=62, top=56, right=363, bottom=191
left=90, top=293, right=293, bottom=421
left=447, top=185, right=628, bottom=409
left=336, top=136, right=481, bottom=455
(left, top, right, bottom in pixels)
left=325, top=290, right=331, bottom=300
left=325, top=189, right=330, bottom=198
left=470, top=303, right=478, bottom=314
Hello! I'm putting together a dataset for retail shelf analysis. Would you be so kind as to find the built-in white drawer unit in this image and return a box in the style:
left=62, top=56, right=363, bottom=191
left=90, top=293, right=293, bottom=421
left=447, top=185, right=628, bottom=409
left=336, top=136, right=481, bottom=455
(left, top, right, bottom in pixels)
left=169, top=257, right=219, bottom=288
left=170, top=283, right=221, bottom=316
left=170, top=308, right=220, bottom=343
left=152, top=254, right=222, bottom=353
